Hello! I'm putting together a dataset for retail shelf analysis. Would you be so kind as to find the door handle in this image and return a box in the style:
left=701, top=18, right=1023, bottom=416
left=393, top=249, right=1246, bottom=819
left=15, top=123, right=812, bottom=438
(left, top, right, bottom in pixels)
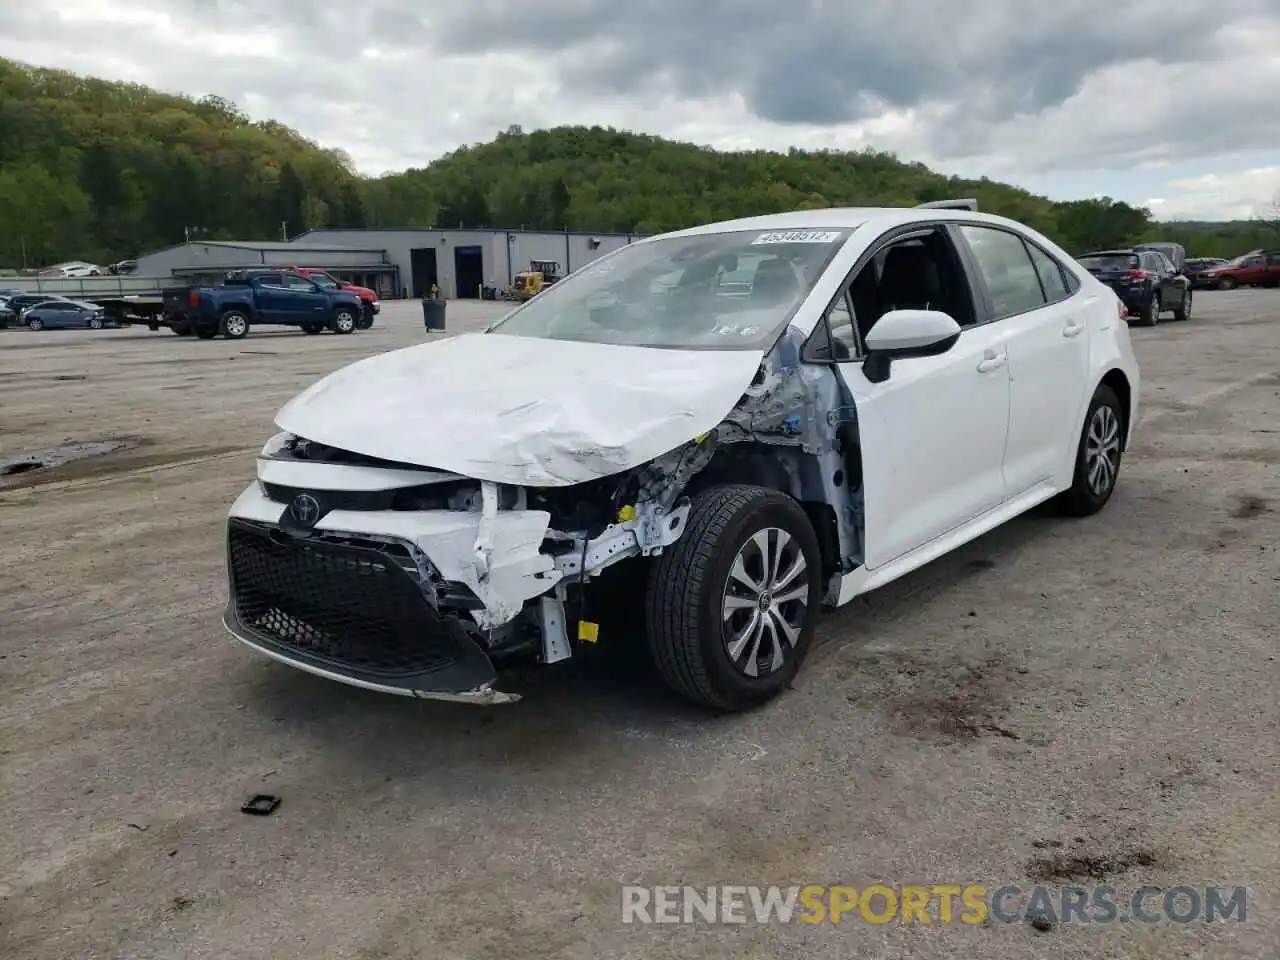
left=1063, top=320, right=1084, bottom=338
left=976, top=353, right=1006, bottom=373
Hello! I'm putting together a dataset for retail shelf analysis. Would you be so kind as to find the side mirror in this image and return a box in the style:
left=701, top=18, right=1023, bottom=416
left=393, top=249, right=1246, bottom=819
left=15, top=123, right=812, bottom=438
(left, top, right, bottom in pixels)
left=862, top=309, right=962, bottom=384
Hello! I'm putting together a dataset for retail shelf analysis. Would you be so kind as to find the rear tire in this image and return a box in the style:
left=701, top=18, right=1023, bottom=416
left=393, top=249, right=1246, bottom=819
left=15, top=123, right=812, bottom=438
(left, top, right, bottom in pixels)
left=1135, top=292, right=1160, bottom=327
left=1218, top=277, right=1238, bottom=290
left=645, top=485, right=822, bottom=711
left=220, top=310, right=249, bottom=339
left=1057, top=384, right=1125, bottom=517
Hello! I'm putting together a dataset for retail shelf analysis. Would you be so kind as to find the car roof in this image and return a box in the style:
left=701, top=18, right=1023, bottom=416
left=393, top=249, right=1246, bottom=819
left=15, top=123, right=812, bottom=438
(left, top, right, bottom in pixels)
left=651, top=206, right=1048, bottom=241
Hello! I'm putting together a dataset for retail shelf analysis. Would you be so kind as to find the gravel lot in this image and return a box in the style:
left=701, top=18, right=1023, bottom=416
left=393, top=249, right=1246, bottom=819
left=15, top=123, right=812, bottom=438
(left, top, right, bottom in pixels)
left=1, top=292, right=1277, bottom=960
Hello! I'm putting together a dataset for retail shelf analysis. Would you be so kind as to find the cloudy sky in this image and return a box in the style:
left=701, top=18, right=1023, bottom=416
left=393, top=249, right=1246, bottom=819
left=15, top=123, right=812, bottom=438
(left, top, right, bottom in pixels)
left=3, top=0, right=1279, bottom=221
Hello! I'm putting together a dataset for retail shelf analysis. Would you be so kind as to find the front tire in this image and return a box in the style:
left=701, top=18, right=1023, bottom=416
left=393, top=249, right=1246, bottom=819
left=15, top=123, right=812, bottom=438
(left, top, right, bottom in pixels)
left=330, top=308, right=357, bottom=335
left=645, top=485, right=822, bottom=711
left=1057, top=384, right=1125, bottom=517
left=88, top=316, right=103, bottom=329
left=1218, top=277, right=1238, bottom=290
left=27, top=317, right=43, bottom=331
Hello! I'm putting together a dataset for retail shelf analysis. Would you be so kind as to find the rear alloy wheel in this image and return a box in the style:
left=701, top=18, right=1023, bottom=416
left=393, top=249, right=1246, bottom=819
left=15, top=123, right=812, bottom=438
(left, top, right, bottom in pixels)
left=645, top=485, right=822, bottom=711
left=1057, top=384, right=1124, bottom=517
left=330, top=308, right=357, bottom=335
left=88, top=316, right=103, bottom=329
left=1171, top=289, right=1192, bottom=321
left=220, top=311, right=250, bottom=339
left=27, top=317, right=43, bottom=331
left=1136, top=292, right=1160, bottom=327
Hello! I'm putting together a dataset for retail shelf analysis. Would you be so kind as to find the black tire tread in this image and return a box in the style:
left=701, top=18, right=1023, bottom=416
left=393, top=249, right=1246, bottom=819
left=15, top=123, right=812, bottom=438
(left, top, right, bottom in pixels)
left=645, top=484, right=809, bottom=711
left=1057, top=384, right=1122, bottom=517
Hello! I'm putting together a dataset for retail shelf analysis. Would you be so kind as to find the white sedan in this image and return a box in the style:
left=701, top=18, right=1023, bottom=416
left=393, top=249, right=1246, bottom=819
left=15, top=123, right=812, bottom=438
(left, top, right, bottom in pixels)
left=222, top=201, right=1139, bottom=711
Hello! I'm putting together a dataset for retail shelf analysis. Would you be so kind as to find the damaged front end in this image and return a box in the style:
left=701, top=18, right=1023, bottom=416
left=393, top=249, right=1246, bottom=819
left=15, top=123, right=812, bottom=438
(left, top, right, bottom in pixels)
left=222, top=329, right=863, bottom=704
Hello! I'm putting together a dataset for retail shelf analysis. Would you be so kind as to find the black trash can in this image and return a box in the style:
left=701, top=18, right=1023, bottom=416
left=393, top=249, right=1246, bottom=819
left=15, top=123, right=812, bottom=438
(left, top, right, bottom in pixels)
left=422, top=297, right=446, bottom=332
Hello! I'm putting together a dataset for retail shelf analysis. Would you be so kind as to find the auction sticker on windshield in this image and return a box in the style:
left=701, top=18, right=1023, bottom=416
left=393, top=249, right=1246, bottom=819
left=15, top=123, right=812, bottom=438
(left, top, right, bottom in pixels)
left=752, top=231, right=843, bottom=244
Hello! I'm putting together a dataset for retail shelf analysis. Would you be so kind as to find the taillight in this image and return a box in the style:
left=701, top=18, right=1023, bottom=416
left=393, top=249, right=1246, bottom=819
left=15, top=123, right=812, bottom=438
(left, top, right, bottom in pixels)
left=187, top=288, right=199, bottom=307
left=1123, top=270, right=1150, bottom=280
left=1117, top=301, right=1129, bottom=320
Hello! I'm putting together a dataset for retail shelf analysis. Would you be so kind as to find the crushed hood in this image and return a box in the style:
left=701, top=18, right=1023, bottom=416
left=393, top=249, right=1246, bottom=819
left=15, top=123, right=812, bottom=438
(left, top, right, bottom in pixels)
left=274, top=332, right=766, bottom=487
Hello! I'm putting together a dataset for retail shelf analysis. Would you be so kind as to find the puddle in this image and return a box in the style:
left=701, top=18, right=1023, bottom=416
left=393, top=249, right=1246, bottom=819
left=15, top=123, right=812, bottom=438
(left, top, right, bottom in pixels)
left=0, top=440, right=129, bottom=477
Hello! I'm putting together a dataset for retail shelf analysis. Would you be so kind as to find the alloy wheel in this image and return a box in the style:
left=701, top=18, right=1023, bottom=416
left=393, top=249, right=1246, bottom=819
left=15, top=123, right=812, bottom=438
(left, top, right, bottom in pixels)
left=1085, top=405, right=1121, bottom=497
left=721, top=527, right=810, bottom=678
left=224, top=314, right=248, bottom=337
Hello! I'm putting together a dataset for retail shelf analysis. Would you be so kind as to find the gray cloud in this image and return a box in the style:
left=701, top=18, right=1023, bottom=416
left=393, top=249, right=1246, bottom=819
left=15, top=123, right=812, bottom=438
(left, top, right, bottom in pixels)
left=1, top=0, right=1279, bottom=216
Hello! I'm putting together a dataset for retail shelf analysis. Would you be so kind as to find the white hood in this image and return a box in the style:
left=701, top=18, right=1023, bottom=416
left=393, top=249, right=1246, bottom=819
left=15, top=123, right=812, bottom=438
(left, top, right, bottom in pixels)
left=274, top=333, right=766, bottom=487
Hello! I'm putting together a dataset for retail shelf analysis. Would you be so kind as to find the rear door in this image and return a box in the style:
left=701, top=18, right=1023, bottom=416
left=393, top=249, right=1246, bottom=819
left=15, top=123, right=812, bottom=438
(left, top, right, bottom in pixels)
left=956, top=224, right=1091, bottom=496
left=248, top=273, right=288, bottom=322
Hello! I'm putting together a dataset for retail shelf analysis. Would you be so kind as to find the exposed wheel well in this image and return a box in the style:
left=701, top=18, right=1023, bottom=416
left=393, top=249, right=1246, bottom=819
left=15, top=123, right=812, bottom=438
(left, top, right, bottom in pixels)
left=683, top=443, right=843, bottom=582
left=1099, top=369, right=1132, bottom=449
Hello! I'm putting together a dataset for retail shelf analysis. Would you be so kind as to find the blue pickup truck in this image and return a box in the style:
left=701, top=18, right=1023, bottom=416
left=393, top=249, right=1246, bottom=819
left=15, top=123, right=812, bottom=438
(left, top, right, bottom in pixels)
left=161, top=269, right=366, bottom=339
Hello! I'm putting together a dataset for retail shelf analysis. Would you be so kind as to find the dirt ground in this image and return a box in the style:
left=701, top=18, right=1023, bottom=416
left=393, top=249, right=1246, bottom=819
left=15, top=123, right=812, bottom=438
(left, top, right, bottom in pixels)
left=1, top=292, right=1278, bottom=959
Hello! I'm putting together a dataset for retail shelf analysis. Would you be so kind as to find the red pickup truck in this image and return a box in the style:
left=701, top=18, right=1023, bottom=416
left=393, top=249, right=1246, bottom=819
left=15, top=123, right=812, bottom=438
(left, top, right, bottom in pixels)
left=289, top=267, right=379, bottom=327
left=1198, top=250, right=1280, bottom=290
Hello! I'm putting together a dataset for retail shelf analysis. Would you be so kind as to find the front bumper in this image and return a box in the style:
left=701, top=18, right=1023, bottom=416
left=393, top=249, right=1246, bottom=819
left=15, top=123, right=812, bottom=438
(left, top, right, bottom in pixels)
left=223, top=517, right=516, bottom=701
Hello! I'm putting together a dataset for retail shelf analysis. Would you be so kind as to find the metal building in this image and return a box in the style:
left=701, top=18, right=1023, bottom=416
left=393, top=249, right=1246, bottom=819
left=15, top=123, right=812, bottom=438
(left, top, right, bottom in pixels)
left=288, top=228, right=642, bottom=299
left=133, top=241, right=399, bottom=294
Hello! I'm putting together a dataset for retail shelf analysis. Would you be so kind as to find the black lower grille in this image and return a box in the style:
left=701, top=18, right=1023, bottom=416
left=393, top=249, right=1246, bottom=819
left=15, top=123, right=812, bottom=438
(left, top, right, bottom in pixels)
left=227, top=520, right=459, bottom=678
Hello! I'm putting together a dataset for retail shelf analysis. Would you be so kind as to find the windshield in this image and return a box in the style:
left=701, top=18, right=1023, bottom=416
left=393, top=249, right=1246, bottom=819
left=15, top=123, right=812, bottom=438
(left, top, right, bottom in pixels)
left=488, top=228, right=850, bottom=350
left=309, top=272, right=339, bottom=289
left=1078, top=254, right=1138, bottom=271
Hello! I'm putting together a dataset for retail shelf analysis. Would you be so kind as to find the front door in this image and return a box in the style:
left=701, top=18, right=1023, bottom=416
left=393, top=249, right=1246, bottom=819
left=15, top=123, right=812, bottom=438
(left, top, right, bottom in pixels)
left=836, top=319, right=1012, bottom=571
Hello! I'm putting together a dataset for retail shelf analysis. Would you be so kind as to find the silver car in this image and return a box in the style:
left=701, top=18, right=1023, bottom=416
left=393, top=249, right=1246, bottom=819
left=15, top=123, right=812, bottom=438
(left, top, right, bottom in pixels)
left=23, top=299, right=109, bottom=331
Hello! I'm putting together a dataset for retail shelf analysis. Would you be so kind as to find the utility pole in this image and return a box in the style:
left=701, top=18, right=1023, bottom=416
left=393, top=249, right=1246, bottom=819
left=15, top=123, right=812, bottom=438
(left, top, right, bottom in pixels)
left=19, top=233, right=27, bottom=270
left=281, top=221, right=288, bottom=241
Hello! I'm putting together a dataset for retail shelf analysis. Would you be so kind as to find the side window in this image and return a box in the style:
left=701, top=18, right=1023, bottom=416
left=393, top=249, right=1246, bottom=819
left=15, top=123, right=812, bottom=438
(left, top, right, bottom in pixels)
left=283, top=273, right=314, bottom=289
left=1026, top=243, right=1069, bottom=303
left=259, top=273, right=284, bottom=286
left=958, top=225, right=1046, bottom=320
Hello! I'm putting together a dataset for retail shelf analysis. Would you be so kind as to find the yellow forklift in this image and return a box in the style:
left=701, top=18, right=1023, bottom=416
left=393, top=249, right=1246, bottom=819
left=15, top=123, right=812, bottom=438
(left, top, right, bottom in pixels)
left=512, top=259, right=563, bottom=301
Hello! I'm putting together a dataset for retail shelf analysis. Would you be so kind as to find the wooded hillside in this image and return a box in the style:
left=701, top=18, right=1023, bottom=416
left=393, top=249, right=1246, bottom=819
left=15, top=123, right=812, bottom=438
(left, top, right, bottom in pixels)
left=2, top=58, right=1275, bottom=269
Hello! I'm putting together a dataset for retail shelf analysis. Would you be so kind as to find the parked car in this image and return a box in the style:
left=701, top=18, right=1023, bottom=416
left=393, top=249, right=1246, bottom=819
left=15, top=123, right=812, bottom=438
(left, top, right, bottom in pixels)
left=161, top=268, right=365, bottom=339
left=0, top=296, right=14, bottom=328
left=222, top=203, right=1140, bottom=711
left=1197, top=250, right=1280, bottom=289
left=38, top=261, right=103, bottom=278
left=108, top=259, right=139, bottom=275
left=288, top=267, right=379, bottom=328
left=23, top=299, right=109, bottom=330
left=1183, top=257, right=1228, bottom=290
left=6, top=293, right=69, bottom=317
left=1076, top=248, right=1191, bottom=326
left=1134, top=241, right=1186, bottom=275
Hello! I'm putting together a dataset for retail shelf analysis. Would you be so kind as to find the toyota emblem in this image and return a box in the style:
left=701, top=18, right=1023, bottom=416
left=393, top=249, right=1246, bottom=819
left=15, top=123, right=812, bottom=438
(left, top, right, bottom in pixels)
left=289, top=493, right=321, bottom=527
